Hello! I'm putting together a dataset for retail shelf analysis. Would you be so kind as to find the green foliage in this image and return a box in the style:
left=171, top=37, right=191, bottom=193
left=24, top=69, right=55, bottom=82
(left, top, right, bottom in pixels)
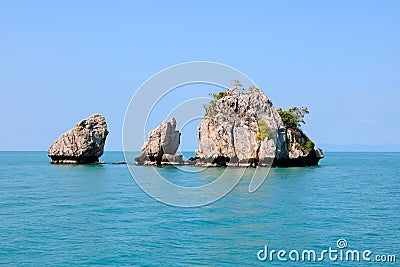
left=232, top=81, right=260, bottom=93
left=203, top=84, right=265, bottom=118
left=203, top=99, right=217, bottom=117
left=256, top=119, right=274, bottom=141
left=209, top=91, right=227, bottom=100
left=301, top=140, right=315, bottom=153
left=277, top=107, right=309, bottom=129
left=248, top=86, right=260, bottom=92
left=232, top=80, right=244, bottom=91
left=204, top=90, right=228, bottom=117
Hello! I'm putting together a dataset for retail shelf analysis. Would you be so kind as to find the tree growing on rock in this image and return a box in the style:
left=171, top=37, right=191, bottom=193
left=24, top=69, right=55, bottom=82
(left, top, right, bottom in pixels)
left=277, top=107, right=309, bottom=129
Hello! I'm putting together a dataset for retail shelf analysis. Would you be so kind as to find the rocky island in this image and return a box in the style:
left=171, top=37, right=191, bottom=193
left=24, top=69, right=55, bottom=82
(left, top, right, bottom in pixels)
left=48, top=114, right=108, bottom=164
left=136, top=86, right=323, bottom=167
left=135, top=118, right=183, bottom=165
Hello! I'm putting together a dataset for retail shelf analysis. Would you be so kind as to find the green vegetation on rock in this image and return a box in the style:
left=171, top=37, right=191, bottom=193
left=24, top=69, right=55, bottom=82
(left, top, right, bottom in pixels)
left=256, top=119, right=274, bottom=141
left=301, top=140, right=315, bottom=153
left=277, top=107, right=309, bottom=129
left=203, top=89, right=228, bottom=117
left=248, top=86, right=260, bottom=92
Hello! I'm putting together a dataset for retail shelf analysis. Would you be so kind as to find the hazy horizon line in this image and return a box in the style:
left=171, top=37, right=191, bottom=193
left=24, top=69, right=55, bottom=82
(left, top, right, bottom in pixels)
left=1, top=150, right=400, bottom=153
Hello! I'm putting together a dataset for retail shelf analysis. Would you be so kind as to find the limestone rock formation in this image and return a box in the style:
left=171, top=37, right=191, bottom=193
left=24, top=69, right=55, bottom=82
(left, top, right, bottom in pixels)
left=135, top=118, right=181, bottom=165
left=195, top=87, right=285, bottom=166
left=161, top=154, right=184, bottom=165
left=134, top=88, right=323, bottom=167
left=48, top=114, right=109, bottom=164
left=273, top=128, right=324, bottom=167
left=195, top=87, right=323, bottom=167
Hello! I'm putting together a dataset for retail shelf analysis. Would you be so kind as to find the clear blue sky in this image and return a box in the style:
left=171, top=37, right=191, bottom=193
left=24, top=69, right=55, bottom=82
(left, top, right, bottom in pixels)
left=1, top=1, right=399, bottom=151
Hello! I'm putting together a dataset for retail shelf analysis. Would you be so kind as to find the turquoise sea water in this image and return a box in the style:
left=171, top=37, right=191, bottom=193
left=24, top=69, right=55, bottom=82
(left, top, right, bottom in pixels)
left=0, top=152, right=399, bottom=265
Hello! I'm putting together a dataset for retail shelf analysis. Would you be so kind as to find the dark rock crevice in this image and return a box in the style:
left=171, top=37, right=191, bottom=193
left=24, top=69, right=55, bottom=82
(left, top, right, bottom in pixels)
left=211, top=156, right=230, bottom=167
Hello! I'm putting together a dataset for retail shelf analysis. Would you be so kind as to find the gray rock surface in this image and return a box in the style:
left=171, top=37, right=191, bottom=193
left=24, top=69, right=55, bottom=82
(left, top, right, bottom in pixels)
left=195, top=87, right=323, bottom=167
left=134, top=88, right=323, bottom=167
left=196, top=87, right=287, bottom=166
left=135, top=118, right=181, bottom=165
left=48, top=114, right=108, bottom=164
left=272, top=128, right=324, bottom=167
left=161, top=154, right=184, bottom=164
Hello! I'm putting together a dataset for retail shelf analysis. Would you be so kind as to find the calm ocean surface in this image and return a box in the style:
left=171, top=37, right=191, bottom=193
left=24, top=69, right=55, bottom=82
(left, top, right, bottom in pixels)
left=0, top=152, right=399, bottom=266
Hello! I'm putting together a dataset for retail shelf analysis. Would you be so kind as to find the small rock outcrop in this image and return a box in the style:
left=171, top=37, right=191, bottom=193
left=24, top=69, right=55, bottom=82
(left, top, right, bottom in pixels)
left=273, top=128, right=324, bottom=167
left=112, top=161, right=126, bottom=165
left=195, top=87, right=323, bottom=167
left=48, top=114, right=108, bottom=164
left=135, top=118, right=181, bottom=165
left=161, top=154, right=184, bottom=164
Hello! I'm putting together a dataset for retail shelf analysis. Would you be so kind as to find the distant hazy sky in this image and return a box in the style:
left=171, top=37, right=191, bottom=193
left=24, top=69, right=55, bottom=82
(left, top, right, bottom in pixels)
left=0, top=1, right=399, bottom=151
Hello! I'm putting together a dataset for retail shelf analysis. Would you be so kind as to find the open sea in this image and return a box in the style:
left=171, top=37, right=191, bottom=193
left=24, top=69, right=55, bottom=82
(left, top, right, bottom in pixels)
left=0, top=151, right=399, bottom=266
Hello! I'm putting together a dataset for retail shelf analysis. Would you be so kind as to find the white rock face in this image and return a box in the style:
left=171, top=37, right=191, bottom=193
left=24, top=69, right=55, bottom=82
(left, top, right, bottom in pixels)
left=195, top=87, right=323, bottom=167
left=196, top=88, right=286, bottom=166
left=135, top=118, right=181, bottom=164
left=48, top=114, right=108, bottom=164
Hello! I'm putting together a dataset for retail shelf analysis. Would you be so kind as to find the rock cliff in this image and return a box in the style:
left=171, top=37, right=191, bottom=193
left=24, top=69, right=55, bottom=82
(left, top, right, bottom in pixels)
left=135, top=118, right=182, bottom=165
left=195, top=87, right=323, bottom=167
left=195, top=87, right=286, bottom=166
left=134, top=87, right=323, bottom=167
left=274, top=127, right=324, bottom=167
left=48, top=114, right=108, bottom=164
